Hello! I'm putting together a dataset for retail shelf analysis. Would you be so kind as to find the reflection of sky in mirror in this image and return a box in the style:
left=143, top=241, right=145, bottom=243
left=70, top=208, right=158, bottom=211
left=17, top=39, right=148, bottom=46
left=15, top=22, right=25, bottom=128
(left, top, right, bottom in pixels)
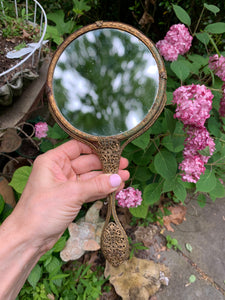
left=53, top=28, right=159, bottom=136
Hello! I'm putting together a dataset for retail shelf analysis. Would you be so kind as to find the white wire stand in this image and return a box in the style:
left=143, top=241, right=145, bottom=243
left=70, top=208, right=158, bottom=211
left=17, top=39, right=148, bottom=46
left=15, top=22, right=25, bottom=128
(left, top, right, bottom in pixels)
left=0, top=0, right=47, bottom=81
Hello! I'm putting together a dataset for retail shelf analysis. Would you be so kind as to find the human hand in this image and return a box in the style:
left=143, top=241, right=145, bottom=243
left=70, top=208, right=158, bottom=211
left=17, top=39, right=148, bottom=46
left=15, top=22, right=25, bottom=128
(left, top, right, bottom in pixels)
left=12, top=140, right=129, bottom=252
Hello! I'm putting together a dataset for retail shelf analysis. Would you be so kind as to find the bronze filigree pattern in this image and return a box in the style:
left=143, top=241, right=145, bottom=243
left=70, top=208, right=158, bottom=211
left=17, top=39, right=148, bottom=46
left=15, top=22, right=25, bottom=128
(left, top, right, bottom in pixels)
left=96, top=138, right=130, bottom=267
left=101, top=221, right=129, bottom=267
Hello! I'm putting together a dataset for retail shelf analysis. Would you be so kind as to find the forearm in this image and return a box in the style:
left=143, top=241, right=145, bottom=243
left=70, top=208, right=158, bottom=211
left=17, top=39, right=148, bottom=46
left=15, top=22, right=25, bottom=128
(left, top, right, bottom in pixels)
left=0, top=214, right=44, bottom=300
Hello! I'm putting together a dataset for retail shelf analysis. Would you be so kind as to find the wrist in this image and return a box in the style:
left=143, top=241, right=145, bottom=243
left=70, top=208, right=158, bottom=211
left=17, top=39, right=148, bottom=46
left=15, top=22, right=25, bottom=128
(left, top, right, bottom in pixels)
left=0, top=214, right=43, bottom=299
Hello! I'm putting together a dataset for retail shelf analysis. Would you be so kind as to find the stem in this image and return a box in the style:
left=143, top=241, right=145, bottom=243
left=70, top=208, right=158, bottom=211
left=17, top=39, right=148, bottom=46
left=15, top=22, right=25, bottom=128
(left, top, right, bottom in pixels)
left=193, top=7, right=205, bottom=36
left=208, top=35, right=221, bottom=56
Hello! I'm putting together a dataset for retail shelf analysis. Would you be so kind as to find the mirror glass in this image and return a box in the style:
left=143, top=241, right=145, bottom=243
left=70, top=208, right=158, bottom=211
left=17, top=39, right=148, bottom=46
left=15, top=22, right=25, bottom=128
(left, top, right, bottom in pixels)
left=53, top=28, right=159, bottom=136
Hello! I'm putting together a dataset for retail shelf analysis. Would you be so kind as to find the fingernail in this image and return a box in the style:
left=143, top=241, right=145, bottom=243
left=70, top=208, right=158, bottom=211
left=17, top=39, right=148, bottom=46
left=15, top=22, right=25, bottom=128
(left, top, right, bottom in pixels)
left=109, top=174, right=122, bottom=188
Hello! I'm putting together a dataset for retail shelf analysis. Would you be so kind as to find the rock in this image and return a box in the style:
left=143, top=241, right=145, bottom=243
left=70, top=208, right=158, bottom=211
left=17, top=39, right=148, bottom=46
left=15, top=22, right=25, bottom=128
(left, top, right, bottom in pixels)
left=104, top=256, right=170, bottom=300
left=60, top=201, right=105, bottom=261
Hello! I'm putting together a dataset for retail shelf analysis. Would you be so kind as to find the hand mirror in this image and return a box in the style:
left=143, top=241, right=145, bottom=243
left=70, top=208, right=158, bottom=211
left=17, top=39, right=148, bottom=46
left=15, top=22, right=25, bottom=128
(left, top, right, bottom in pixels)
left=46, top=21, right=167, bottom=267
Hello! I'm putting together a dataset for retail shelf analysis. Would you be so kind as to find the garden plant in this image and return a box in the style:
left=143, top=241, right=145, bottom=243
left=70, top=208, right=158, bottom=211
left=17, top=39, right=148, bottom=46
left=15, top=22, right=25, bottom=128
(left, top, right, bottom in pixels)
left=0, top=0, right=225, bottom=298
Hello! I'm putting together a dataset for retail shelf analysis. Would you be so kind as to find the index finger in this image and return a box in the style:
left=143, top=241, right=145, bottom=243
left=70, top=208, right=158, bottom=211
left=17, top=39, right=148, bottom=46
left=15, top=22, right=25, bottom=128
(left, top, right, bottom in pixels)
left=48, top=139, right=93, bottom=161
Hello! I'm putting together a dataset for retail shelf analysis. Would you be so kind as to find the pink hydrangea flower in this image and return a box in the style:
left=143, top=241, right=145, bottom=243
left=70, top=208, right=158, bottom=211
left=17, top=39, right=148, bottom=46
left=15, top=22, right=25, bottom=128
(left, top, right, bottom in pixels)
left=155, top=39, right=179, bottom=61
left=209, top=54, right=225, bottom=81
left=35, top=122, right=48, bottom=139
left=156, top=23, right=193, bottom=61
left=219, top=83, right=225, bottom=117
left=183, top=126, right=215, bottom=164
left=179, top=156, right=206, bottom=183
left=172, top=84, right=213, bottom=127
left=116, top=187, right=143, bottom=208
left=164, top=24, right=193, bottom=55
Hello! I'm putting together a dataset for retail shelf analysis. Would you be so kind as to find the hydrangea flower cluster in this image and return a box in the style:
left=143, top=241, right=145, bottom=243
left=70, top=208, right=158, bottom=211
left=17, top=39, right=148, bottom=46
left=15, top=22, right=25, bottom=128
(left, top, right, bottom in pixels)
left=172, top=84, right=215, bottom=183
left=172, top=84, right=213, bottom=127
left=116, top=187, right=143, bottom=208
left=156, top=24, right=193, bottom=61
left=35, top=122, right=48, bottom=139
left=209, top=54, right=225, bottom=82
left=209, top=55, right=225, bottom=117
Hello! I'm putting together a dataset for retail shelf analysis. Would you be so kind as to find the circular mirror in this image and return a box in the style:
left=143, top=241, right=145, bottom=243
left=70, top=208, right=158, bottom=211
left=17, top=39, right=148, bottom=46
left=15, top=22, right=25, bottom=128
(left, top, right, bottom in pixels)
left=47, top=22, right=166, bottom=142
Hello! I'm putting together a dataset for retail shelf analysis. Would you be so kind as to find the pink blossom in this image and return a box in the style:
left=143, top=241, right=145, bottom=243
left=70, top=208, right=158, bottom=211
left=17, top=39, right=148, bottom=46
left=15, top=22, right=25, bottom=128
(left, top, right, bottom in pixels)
left=172, top=84, right=213, bottom=127
left=35, top=122, right=48, bottom=139
left=183, top=126, right=215, bottom=164
left=156, top=23, right=193, bottom=61
left=165, top=24, right=193, bottom=55
left=156, top=39, right=179, bottom=62
left=209, top=54, right=225, bottom=81
left=219, top=83, right=225, bottom=117
left=179, top=156, right=205, bottom=183
left=116, top=187, right=143, bottom=208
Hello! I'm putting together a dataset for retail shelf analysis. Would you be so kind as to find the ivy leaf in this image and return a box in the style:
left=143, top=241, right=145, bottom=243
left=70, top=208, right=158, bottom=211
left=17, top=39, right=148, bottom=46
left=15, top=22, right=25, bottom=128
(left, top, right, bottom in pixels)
left=172, top=5, right=191, bottom=26
left=73, top=0, right=91, bottom=15
left=204, top=4, right=220, bottom=15
left=195, top=169, right=217, bottom=193
left=154, top=150, right=177, bottom=179
left=28, top=264, right=42, bottom=289
left=170, top=60, right=190, bottom=82
left=143, top=182, right=162, bottom=205
left=205, top=22, right=225, bottom=34
left=9, top=166, right=32, bottom=194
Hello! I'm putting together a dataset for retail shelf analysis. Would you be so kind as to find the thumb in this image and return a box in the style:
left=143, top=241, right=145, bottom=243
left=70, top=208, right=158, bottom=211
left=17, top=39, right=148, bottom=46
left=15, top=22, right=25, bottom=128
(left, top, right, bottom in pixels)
left=75, top=173, right=122, bottom=203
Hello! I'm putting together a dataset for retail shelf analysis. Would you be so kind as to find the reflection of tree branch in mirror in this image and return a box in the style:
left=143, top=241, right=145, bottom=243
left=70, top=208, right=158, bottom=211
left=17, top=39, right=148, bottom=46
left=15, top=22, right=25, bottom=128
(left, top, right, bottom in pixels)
left=53, top=29, right=159, bottom=136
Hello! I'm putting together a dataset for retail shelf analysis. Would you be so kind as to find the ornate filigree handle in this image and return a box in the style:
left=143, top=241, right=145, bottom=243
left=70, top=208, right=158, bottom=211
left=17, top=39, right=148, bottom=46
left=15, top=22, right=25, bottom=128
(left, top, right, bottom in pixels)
left=96, top=138, right=129, bottom=267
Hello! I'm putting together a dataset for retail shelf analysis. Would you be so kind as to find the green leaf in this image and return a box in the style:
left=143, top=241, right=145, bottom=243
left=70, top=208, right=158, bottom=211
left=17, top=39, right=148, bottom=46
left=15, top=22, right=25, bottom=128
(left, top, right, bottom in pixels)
left=163, top=177, right=176, bottom=193
left=143, top=182, right=162, bottom=205
left=9, top=166, right=32, bottom=194
left=207, top=117, right=221, bottom=137
left=47, top=123, right=69, bottom=140
left=196, top=169, right=216, bottom=193
left=174, top=181, right=187, bottom=203
left=47, top=10, right=75, bottom=36
left=72, top=0, right=91, bottom=15
left=162, top=134, right=185, bottom=153
left=189, top=275, right=196, bottom=283
left=197, top=194, right=207, bottom=207
left=154, top=150, right=177, bottom=179
left=205, top=22, right=225, bottom=34
left=52, top=236, right=67, bottom=252
left=28, top=264, right=42, bottom=289
left=40, top=140, right=54, bottom=153
left=172, top=4, right=191, bottom=26
left=170, top=60, right=190, bottom=82
left=195, top=32, right=210, bottom=45
left=209, top=179, right=225, bottom=201
left=204, top=4, right=220, bottom=15
left=165, top=108, right=176, bottom=135
left=0, top=195, right=5, bottom=215
left=135, top=166, right=152, bottom=182
left=166, top=91, right=173, bottom=105
left=129, top=199, right=149, bottom=218
left=132, top=128, right=151, bottom=150
left=45, top=257, right=61, bottom=274
left=185, top=243, right=192, bottom=252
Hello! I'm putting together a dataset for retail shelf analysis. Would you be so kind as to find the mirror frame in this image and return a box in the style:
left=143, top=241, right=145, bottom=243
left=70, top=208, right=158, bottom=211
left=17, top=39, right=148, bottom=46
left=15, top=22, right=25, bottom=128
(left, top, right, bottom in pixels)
left=46, top=21, right=167, bottom=142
